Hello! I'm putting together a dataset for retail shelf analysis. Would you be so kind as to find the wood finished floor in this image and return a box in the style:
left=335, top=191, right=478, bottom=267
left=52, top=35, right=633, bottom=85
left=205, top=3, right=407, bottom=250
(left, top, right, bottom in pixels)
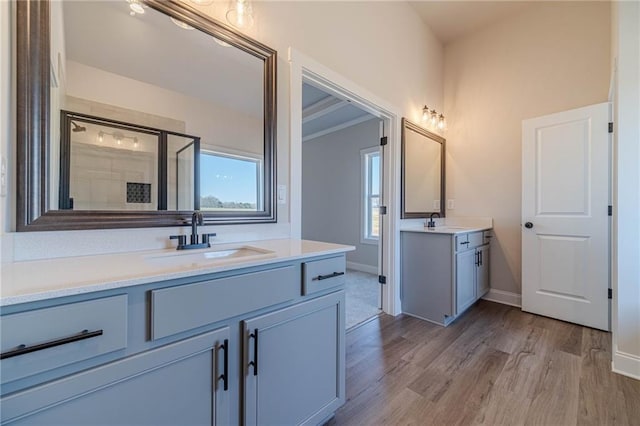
left=327, top=300, right=640, bottom=426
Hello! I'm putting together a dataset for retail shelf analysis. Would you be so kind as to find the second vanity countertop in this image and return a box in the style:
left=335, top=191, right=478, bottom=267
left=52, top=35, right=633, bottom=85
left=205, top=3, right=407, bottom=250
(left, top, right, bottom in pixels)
left=401, top=225, right=492, bottom=235
left=0, top=239, right=355, bottom=307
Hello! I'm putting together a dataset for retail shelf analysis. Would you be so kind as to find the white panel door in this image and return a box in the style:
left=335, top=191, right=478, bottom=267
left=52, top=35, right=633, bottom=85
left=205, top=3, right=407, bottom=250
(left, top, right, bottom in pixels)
left=522, top=102, right=610, bottom=331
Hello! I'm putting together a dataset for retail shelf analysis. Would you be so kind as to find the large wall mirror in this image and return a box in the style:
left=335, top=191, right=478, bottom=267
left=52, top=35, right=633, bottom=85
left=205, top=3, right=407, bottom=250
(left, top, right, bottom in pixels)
left=16, top=0, right=276, bottom=231
left=401, top=118, right=445, bottom=219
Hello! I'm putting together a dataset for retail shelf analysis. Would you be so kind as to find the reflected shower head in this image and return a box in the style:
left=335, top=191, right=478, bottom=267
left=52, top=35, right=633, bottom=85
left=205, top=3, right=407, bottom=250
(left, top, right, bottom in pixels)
left=71, top=122, right=86, bottom=133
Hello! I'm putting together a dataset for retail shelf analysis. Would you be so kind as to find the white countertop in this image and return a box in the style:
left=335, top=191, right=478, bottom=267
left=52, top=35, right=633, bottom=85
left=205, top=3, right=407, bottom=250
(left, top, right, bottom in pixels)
left=0, top=239, right=354, bottom=307
left=400, top=225, right=492, bottom=235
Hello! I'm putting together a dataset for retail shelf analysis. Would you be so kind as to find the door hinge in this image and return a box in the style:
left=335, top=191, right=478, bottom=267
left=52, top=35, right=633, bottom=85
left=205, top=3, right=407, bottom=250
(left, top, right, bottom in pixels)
left=379, top=205, right=387, bottom=215
left=608, top=122, right=613, bottom=133
left=380, top=136, right=388, bottom=146
left=608, top=288, right=612, bottom=299
left=608, top=205, right=612, bottom=216
left=378, top=275, right=387, bottom=285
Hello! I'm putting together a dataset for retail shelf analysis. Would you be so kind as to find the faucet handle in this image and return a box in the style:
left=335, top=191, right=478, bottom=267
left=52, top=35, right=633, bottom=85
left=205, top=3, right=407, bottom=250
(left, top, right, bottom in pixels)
left=169, top=235, right=187, bottom=249
left=201, top=233, right=217, bottom=246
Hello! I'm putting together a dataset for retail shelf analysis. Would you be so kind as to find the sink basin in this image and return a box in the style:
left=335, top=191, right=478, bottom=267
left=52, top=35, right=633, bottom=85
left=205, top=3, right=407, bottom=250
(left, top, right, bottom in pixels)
left=145, top=245, right=275, bottom=269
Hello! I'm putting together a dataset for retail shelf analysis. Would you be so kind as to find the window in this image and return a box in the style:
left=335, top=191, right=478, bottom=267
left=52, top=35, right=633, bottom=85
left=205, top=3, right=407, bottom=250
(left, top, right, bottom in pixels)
left=199, top=150, right=263, bottom=211
left=362, top=147, right=381, bottom=243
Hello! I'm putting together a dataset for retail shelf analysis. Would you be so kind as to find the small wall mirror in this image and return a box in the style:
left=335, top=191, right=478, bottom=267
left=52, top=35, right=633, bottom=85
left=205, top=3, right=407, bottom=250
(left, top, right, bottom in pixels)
left=16, top=0, right=276, bottom=231
left=401, top=118, right=445, bottom=219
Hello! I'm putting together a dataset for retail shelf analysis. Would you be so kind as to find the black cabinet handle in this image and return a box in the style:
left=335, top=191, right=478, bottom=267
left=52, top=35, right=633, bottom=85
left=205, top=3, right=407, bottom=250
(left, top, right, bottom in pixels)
left=218, top=339, right=229, bottom=391
left=249, top=329, right=258, bottom=376
left=313, top=271, right=345, bottom=281
left=524, top=222, right=534, bottom=229
left=0, top=329, right=103, bottom=360
left=475, top=251, right=480, bottom=267
left=479, top=251, right=483, bottom=266
left=461, top=241, right=470, bottom=245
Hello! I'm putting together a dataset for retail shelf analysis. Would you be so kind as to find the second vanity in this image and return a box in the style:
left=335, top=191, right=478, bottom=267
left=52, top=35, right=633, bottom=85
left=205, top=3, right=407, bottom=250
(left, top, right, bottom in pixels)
left=401, top=223, right=492, bottom=326
left=0, top=239, right=352, bottom=426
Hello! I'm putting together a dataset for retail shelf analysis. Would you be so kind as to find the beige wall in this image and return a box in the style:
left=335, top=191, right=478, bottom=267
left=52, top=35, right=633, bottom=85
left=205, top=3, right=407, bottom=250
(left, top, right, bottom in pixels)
left=1, top=2, right=443, bottom=261
left=443, top=1, right=611, bottom=295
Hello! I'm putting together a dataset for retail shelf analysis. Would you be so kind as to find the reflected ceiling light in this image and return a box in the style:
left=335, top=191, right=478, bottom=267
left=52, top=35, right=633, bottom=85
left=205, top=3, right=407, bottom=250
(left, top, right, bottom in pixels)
left=97, top=131, right=104, bottom=142
left=190, top=0, right=214, bottom=5
left=214, top=37, right=231, bottom=48
left=170, top=17, right=194, bottom=30
left=127, top=0, right=145, bottom=15
left=226, top=0, right=254, bottom=29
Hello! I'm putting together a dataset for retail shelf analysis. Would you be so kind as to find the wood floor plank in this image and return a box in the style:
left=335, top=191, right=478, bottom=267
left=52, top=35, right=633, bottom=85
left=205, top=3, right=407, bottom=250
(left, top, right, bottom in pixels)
left=328, top=301, right=639, bottom=426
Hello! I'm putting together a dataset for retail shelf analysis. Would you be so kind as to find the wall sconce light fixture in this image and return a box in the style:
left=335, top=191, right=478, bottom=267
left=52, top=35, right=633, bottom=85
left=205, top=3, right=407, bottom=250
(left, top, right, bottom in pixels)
left=421, top=105, right=446, bottom=131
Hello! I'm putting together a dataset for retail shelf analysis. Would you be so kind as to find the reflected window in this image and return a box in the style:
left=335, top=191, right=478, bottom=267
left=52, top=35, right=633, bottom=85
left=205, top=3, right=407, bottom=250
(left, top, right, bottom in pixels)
left=200, top=150, right=263, bottom=211
left=362, top=147, right=380, bottom=242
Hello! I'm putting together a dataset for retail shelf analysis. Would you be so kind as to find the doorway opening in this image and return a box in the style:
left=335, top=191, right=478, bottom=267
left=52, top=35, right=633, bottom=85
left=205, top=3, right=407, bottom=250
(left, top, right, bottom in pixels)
left=301, top=82, right=383, bottom=329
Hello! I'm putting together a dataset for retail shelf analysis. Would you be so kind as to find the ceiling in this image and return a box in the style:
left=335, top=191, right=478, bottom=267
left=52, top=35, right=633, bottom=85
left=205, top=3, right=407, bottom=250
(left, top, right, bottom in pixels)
left=302, top=83, right=376, bottom=142
left=409, top=1, right=534, bottom=44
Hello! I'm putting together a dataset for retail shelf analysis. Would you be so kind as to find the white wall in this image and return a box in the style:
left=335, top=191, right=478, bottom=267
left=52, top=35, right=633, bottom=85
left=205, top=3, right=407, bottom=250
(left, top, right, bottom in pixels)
left=443, top=2, right=611, bottom=295
left=1, top=1, right=443, bottom=262
left=611, top=0, right=640, bottom=379
left=302, top=118, right=379, bottom=269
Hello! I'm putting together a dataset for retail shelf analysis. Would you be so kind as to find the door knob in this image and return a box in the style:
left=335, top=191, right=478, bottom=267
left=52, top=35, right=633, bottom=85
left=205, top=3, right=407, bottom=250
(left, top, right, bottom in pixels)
left=524, top=222, right=534, bottom=229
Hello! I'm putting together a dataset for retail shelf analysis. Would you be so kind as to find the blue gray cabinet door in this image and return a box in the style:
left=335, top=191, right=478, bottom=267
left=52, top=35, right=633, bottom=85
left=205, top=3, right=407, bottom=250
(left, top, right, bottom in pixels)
left=456, top=249, right=477, bottom=314
left=243, top=291, right=346, bottom=426
left=476, top=245, right=490, bottom=298
left=1, top=327, right=231, bottom=426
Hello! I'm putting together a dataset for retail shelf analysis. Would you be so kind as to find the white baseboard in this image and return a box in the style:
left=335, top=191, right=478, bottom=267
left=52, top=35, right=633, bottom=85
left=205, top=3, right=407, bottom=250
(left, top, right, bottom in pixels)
left=482, top=289, right=522, bottom=308
left=612, top=349, right=640, bottom=380
left=346, top=261, right=378, bottom=275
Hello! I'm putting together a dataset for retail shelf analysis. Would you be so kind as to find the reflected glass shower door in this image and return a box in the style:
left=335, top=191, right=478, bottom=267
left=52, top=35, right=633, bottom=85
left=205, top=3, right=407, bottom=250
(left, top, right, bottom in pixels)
left=167, top=134, right=199, bottom=211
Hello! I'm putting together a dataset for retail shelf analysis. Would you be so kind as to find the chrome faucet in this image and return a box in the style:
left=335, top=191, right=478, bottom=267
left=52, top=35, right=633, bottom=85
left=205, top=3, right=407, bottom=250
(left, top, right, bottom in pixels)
left=427, top=212, right=440, bottom=228
left=169, top=211, right=216, bottom=250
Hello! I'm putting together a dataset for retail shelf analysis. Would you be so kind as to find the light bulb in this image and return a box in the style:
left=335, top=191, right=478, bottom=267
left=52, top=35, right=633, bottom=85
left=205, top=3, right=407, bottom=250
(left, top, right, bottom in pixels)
left=226, top=0, right=254, bottom=29
left=422, top=106, right=429, bottom=121
left=438, top=114, right=445, bottom=130
left=430, top=110, right=437, bottom=127
left=97, top=131, right=104, bottom=143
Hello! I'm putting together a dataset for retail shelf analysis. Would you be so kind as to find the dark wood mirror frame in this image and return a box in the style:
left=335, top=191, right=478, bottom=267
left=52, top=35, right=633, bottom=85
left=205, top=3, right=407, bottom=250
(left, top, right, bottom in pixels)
left=400, top=118, right=446, bottom=219
left=16, top=0, right=277, bottom=231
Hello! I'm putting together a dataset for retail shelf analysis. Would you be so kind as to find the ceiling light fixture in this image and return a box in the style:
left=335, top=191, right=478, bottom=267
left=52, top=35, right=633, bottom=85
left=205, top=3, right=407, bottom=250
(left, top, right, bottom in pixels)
left=226, top=0, right=254, bottom=30
left=170, top=17, right=194, bottom=30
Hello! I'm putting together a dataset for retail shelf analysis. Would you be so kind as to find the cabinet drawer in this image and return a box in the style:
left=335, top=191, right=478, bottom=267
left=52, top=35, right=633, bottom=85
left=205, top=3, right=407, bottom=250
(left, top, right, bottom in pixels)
left=483, top=230, right=492, bottom=245
left=456, top=232, right=484, bottom=251
left=0, top=295, right=128, bottom=384
left=302, top=256, right=346, bottom=295
left=151, top=265, right=300, bottom=340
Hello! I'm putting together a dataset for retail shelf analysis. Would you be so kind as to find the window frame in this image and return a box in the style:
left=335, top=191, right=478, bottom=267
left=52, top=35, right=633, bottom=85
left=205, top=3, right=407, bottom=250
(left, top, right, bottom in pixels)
left=361, top=146, right=381, bottom=244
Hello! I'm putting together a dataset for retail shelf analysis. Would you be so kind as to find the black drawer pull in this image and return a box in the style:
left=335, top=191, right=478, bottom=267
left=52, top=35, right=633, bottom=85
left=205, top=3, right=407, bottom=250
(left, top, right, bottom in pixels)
left=0, top=329, right=104, bottom=360
left=460, top=241, right=470, bottom=245
left=313, top=271, right=345, bottom=281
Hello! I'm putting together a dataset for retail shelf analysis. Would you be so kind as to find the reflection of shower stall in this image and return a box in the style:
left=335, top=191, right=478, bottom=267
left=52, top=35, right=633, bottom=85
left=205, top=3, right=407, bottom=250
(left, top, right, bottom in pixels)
left=170, top=136, right=199, bottom=211
left=59, top=111, right=199, bottom=211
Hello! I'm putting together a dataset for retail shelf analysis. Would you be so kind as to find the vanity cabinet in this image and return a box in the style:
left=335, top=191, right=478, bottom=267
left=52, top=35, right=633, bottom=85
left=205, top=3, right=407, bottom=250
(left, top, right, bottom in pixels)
left=1, top=327, right=230, bottom=426
left=455, top=238, right=490, bottom=314
left=401, top=229, right=491, bottom=326
left=243, top=291, right=345, bottom=426
left=1, top=254, right=347, bottom=426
